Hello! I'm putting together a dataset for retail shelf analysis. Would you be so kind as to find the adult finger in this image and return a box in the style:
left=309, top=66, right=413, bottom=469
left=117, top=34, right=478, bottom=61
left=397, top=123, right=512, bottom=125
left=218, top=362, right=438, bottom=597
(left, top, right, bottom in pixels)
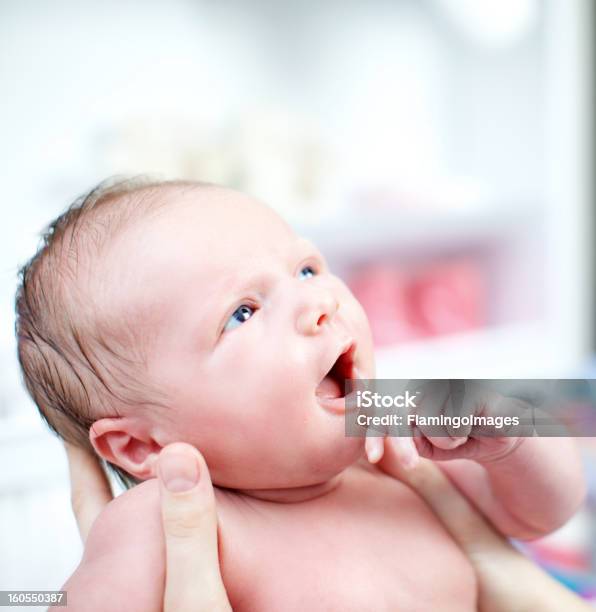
left=404, top=456, right=592, bottom=611
left=379, top=440, right=592, bottom=611
left=64, top=441, right=113, bottom=543
left=381, top=438, right=507, bottom=554
left=158, top=443, right=231, bottom=612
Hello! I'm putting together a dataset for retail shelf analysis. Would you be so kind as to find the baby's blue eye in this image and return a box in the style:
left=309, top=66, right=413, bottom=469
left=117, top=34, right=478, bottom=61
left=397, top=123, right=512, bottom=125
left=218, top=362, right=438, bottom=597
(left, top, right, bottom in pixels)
left=299, top=265, right=317, bottom=280
left=224, top=304, right=255, bottom=332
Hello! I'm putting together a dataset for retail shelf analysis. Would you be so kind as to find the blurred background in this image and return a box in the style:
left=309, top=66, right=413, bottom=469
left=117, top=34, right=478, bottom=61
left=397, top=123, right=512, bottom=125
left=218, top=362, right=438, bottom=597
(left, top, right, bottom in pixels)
left=1, top=0, right=595, bottom=605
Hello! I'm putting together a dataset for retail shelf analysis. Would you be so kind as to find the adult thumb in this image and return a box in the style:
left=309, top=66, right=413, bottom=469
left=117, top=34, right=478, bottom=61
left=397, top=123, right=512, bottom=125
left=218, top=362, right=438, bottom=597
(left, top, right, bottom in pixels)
left=157, top=443, right=231, bottom=612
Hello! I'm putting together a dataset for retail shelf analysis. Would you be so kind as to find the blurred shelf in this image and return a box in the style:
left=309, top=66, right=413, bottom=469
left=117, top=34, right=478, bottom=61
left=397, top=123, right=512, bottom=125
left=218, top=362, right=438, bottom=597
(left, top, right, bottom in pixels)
left=374, top=320, right=573, bottom=379
left=0, top=408, right=46, bottom=441
left=294, top=205, right=543, bottom=261
left=0, top=405, right=66, bottom=492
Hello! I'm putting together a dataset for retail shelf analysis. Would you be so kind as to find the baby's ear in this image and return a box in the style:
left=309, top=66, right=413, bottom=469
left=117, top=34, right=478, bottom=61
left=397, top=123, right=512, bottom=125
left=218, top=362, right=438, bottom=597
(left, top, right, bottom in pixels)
left=89, top=417, right=162, bottom=480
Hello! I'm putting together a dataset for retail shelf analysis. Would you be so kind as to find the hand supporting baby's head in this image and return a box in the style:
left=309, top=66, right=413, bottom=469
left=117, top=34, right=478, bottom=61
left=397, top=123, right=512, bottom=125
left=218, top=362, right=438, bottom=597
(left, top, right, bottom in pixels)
left=15, top=178, right=375, bottom=491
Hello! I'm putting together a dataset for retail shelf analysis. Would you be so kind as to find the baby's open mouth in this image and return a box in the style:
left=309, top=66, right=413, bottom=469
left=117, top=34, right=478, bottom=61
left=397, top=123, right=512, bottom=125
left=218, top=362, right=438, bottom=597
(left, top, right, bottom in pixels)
left=316, top=343, right=356, bottom=403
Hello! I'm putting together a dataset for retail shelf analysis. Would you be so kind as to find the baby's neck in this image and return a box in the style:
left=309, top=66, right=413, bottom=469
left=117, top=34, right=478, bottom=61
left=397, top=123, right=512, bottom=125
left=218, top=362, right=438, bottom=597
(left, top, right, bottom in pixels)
left=236, top=473, right=344, bottom=503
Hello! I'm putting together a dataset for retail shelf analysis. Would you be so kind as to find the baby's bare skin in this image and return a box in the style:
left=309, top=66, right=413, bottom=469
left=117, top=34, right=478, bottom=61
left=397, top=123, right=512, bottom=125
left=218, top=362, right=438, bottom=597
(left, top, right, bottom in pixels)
left=67, top=461, right=476, bottom=611
left=53, top=183, right=583, bottom=609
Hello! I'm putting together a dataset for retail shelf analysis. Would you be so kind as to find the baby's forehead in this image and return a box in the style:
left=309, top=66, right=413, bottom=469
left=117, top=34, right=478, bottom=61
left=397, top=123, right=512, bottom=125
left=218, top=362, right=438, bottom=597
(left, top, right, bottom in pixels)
left=92, top=188, right=323, bottom=366
left=94, top=186, right=308, bottom=319
left=137, top=187, right=296, bottom=251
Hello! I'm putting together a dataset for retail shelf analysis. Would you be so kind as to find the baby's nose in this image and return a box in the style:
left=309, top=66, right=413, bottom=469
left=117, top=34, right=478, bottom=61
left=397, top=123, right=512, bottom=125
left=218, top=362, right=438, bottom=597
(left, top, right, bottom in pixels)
left=295, top=289, right=339, bottom=335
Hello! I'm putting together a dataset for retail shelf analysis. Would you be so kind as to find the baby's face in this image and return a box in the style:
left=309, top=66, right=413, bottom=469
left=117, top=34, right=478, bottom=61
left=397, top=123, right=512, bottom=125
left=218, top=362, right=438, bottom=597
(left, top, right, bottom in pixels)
left=107, top=187, right=375, bottom=489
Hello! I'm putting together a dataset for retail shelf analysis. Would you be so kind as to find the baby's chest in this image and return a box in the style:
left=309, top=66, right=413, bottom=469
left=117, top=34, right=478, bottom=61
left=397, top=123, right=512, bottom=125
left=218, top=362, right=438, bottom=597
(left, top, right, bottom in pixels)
left=217, top=483, right=477, bottom=611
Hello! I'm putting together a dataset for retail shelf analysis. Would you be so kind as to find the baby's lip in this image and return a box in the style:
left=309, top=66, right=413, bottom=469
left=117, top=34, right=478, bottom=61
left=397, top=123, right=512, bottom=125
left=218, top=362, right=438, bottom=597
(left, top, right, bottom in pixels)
left=315, top=339, right=359, bottom=415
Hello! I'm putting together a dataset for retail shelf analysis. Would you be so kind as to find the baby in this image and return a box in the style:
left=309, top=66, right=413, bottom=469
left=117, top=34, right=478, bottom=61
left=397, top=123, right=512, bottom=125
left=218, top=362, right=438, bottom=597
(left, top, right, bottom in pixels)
left=15, top=179, right=585, bottom=610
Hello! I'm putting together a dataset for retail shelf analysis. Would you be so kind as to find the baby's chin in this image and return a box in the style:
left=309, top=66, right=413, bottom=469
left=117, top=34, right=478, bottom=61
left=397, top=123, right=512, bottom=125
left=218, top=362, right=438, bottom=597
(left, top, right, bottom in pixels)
left=298, top=436, right=364, bottom=486
left=213, top=434, right=365, bottom=491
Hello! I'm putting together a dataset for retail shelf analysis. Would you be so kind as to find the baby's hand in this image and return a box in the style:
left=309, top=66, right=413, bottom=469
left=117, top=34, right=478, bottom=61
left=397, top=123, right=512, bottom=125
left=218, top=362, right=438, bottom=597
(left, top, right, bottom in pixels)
left=409, top=380, right=535, bottom=463
left=365, top=380, right=533, bottom=467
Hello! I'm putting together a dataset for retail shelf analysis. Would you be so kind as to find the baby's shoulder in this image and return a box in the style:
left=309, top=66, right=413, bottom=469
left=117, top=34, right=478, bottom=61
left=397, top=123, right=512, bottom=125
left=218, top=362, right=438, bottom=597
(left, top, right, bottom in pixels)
left=58, top=480, right=164, bottom=612
left=85, top=479, right=163, bottom=562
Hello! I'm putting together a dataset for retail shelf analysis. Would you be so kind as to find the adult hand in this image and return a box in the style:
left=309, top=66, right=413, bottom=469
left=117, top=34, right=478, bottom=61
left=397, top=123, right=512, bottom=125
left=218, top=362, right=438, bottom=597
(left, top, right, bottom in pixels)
left=157, top=443, right=231, bottom=612
left=64, top=441, right=231, bottom=611
left=379, top=438, right=591, bottom=612
left=64, top=441, right=113, bottom=542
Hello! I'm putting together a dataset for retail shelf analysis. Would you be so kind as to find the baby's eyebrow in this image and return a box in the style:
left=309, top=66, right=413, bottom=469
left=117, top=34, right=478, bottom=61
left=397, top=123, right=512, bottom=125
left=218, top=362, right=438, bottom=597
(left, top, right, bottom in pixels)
left=293, top=236, right=319, bottom=255
left=291, top=238, right=328, bottom=268
left=222, top=238, right=320, bottom=294
left=207, top=239, right=320, bottom=332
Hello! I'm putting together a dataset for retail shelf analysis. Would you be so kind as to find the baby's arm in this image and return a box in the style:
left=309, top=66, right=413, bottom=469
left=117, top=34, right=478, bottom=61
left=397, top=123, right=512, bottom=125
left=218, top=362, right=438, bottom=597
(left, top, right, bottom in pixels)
left=437, top=437, right=586, bottom=539
left=380, top=436, right=586, bottom=540
left=52, top=480, right=165, bottom=612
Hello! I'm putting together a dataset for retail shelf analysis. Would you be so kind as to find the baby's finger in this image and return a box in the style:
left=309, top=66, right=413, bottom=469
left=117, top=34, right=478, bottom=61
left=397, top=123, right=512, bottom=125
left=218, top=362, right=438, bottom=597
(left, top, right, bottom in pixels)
left=64, top=441, right=113, bottom=543
left=443, top=380, right=474, bottom=439
left=424, top=435, right=468, bottom=450
left=158, top=443, right=231, bottom=612
left=411, top=381, right=466, bottom=447
left=365, top=435, right=385, bottom=463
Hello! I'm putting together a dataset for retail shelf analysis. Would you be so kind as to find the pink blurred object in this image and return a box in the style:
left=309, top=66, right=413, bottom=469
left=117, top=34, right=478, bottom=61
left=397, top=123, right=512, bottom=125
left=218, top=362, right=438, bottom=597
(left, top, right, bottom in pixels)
left=407, top=260, right=486, bottom=338
left=525, top=540, right=592, bottom=573
left=348, top=258, right=486, bottom=347
left=348, top=265, right=415, bottom=346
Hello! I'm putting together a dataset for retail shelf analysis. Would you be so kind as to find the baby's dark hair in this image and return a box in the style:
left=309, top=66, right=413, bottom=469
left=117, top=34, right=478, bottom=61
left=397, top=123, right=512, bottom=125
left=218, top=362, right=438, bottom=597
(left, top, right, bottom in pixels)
left=15, top=176, right=205, bottom=489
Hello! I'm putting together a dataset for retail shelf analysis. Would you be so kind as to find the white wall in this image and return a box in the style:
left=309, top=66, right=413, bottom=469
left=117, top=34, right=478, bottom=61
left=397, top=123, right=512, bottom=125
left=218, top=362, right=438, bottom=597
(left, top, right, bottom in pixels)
left=0, top=0, right=590, bottom=591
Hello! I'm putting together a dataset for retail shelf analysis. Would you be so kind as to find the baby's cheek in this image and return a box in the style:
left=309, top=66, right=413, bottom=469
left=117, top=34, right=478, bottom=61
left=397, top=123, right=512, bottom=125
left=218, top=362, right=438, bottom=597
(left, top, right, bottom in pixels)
left=230, top=349, right=298, bottom=402
left=344, top=297, right=376, bottom=374
left=337, top=280, right=366, bottom=319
